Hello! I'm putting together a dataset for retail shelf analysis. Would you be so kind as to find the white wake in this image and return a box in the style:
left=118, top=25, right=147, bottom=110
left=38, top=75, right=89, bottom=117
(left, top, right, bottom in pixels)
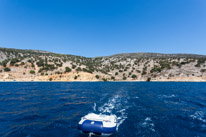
left=93, top=92, right=130, bottom=131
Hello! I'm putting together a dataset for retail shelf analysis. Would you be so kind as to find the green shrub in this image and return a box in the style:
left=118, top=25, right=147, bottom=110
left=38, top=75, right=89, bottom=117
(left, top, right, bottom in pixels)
left=136, top=70, right=141, bottom=73
left=150, top=66, right=161, bottom=73
left=111, top=76, right=115, bottom=80
left=76, top=67, right=82, bottom=71
left=132, top=74, right=137, bottom=79
left=180, top=62, right=188, bottom=65
left=72, top=65, right=77, bottom=69
left=119, top=70, right=123, bottom=73
left=159, top=61, right=171, bottom=69
left=102, top=78, right=107, bottom=81
left=21, top=62, right=25, bottom=65
left=2, top=60, right=9, bottom=67
left=30, top=70, right=35, bottom=74
left=195, top=58, right=206, bottom=67
left=201, top=69, right=206, bottom=73
left=10, top=58, right=20, bottom=66
left=44, top=64, right=55, bottom=71
left=65, top=67, right=71, bottom=72
left=142, top=70, right=147, bottom=75
left=4, top=67, right=11, bottom=72
left=147, top=77, right=151, bottom=82
left=142, top=66, right=147, bottom=75
left=83, top=68, right=93, bottom=73
left=36, top=59, right=44, bottom=67
left=95, top=75, right=100, bottom=79
left=31, top=63, right=35, bottom=67
left=55, top=71, right=62, bottom=74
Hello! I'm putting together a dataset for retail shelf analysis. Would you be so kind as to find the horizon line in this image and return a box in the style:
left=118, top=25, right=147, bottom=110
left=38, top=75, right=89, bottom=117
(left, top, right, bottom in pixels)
left=1, top=46, right=206, bottom=58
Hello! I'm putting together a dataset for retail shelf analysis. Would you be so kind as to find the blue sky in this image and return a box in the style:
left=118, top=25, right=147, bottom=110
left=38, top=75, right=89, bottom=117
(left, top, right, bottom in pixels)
left=0, top=0, right=206, bottom=57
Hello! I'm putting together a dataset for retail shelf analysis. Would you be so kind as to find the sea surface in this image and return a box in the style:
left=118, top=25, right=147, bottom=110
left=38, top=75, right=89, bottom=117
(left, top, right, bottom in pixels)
left=0, top=82, right=206, bottom=137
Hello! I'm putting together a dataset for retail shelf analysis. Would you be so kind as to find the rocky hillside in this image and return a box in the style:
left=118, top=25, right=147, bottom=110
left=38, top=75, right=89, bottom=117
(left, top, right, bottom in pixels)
left=0, top=47, right=206, bottom=81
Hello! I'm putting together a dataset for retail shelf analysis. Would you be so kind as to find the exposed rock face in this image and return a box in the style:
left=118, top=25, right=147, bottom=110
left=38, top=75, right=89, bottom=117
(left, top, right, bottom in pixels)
left=0, top=47, right=206, bottom=81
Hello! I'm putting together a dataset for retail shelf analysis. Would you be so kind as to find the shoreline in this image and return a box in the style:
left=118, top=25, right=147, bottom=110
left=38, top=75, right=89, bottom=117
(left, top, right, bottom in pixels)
left=0, top=80, right=206, bottom=82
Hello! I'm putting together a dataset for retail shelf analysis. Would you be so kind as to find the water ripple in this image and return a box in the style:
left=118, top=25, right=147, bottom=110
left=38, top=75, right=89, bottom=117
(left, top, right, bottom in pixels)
left=0, top=82, right=206, bottom=137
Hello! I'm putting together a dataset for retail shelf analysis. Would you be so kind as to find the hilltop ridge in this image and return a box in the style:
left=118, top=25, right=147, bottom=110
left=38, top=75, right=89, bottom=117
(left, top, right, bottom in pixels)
left=110, top=52, right=206, bottom=58
left=0, top=47, right=206, bottom=81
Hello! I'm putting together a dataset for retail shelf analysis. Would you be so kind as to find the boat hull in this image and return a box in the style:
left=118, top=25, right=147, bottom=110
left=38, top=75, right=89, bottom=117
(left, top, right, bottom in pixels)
left=78, top=120, right=116, bottom=136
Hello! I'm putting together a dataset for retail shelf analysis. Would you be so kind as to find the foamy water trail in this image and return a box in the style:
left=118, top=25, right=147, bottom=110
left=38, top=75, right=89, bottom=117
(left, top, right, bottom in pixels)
left=93, top=103, right=96, bottom=112
left=142, top=117, right=155, bottom=132
left=135, top=117, right=156, bottom=136
left=190, top=111, right=206, bottom=123
left=93, top=91, right=130, bottom=131
left=158, top=94, right=176, bottom=99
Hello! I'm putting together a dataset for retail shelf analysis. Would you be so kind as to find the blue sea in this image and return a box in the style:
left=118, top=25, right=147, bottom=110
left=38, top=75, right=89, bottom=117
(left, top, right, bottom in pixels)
left=0, top=82, right=206, bottom=137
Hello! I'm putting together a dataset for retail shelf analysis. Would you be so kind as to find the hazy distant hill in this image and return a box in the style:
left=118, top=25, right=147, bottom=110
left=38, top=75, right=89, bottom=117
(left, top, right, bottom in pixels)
left=110, top=53, right=206, bottom=58
left=0, top=47, right=206, bottom=81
